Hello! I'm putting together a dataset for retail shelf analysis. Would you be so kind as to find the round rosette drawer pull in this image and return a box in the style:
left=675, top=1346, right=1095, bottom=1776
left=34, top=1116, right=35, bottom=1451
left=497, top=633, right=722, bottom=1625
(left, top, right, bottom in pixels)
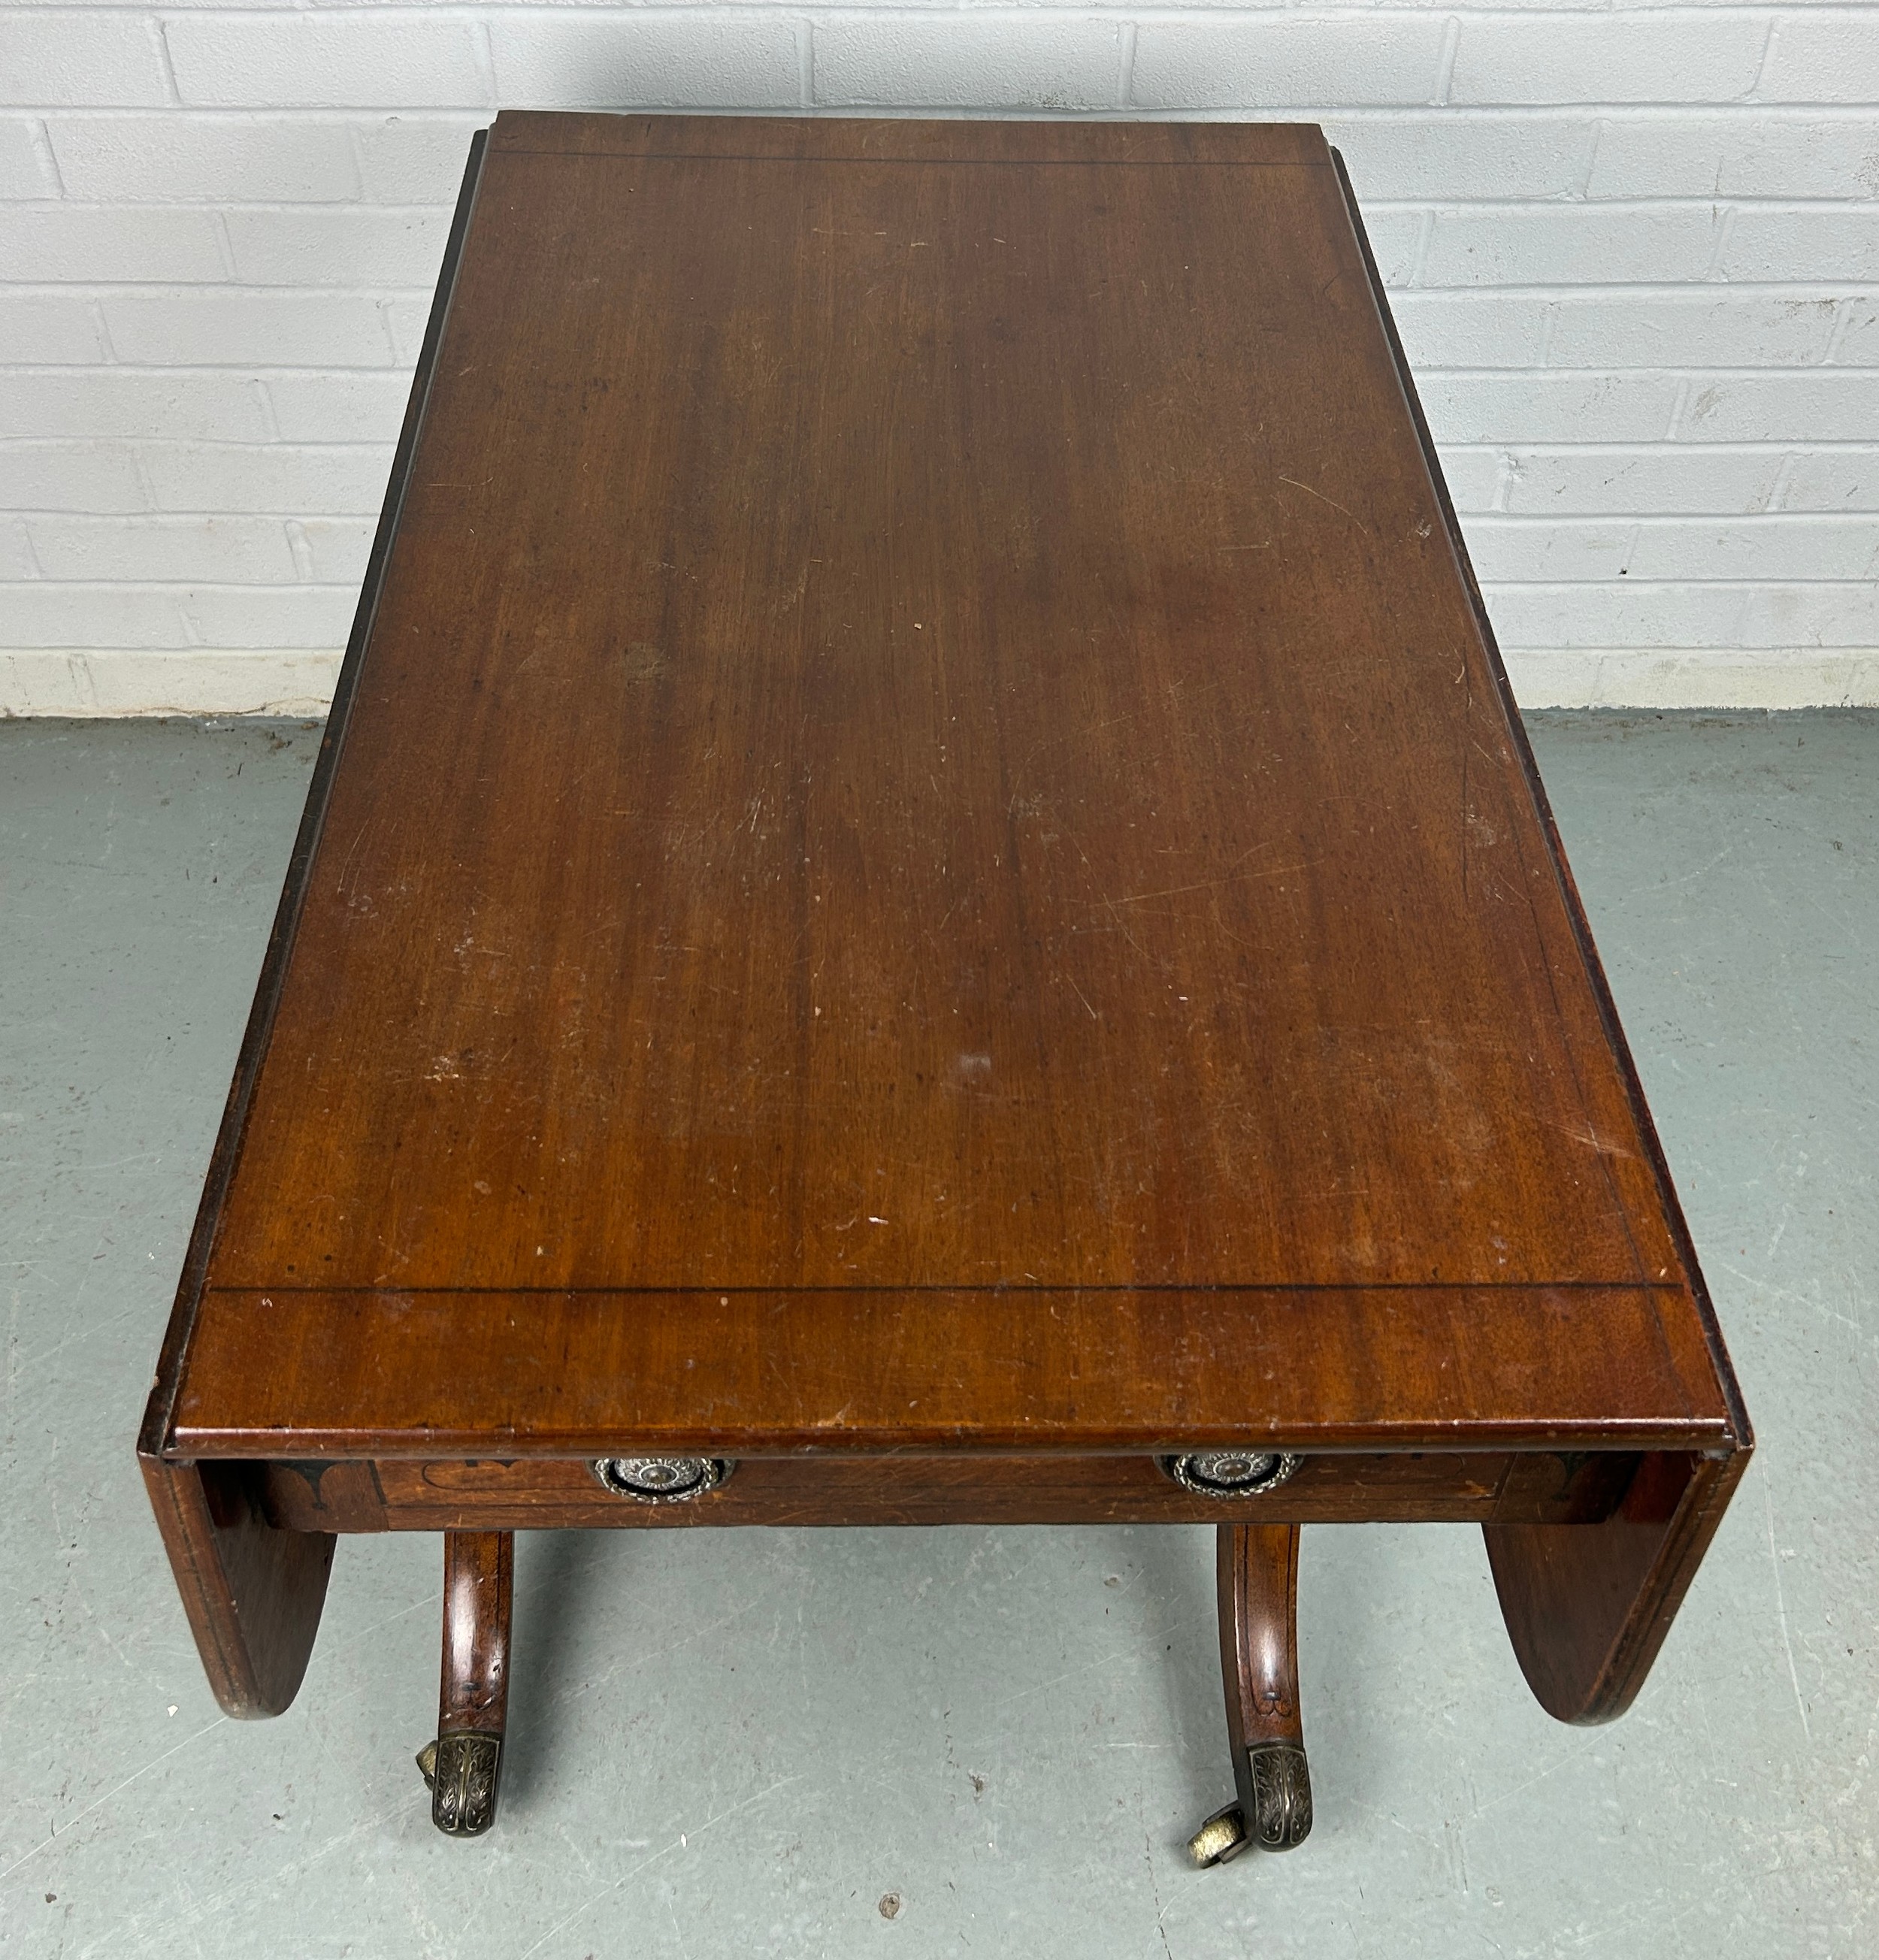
left=592, top=1456, right=734, bottom=1502
left=1161, top=1451, right=1303, bottom=1497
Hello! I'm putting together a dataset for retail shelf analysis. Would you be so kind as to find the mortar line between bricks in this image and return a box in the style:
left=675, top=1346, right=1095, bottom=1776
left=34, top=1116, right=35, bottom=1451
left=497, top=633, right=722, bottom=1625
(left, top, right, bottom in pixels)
left=12, top=501, right=1874, bottom=524
left=1362, top=364, right=1879, bottom=378
left=10, top=510, right=1874, bottom=533
left=17, top=280, right=1879, bottom=301
left=23, top=101, right=1879, bottom=121
left=0, top=0, right=1844, bottom=8
left=1442, top=439, right=1879, bottom=455
left=13, top=436, right=1868, bottom=454
left=1389, top=283, right=1879, bottom=297
left=8, top=195, right=1877, bottom=213
left=12, top=576, right=1878, bottom=596
left=1360, top=197, right=1879, bottom=210
left=1466, top=512, right=1879, bottom=528
left=0, top=286, right=479, bottom=300
left=1478, top=576, right=1879, bottom=591
left=3, top=511, right=383, bottom=522
left=32, top=360, right=1879, bottom=379
left=8, top=365, right=1877, bottom=386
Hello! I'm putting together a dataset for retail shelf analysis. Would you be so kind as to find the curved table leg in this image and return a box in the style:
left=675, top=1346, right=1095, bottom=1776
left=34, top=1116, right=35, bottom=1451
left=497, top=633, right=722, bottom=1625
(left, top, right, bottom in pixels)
left=1487, top=1447, right=1749, bottom=1724
left=1190, top=1523, right=1312, bottom=1866
left=140, top=1454, right=334, bottom=1717
left=417, top=1531, right=513, bottom=1837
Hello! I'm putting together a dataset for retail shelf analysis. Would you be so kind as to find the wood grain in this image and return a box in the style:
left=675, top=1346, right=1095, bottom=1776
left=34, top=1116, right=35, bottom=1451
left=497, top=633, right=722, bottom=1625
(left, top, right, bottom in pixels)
left=1487, top=1447, right=1750, bottom=1723
left=215, top=116, right=1673, bottom=1296
left=140, top=1456, right=333, bottom=1717
left=174, top=1283, right=1729, bottom=1457
left=438, top=1531, right=512, bottom=1737
left=1221, top=1523, right=1305, bottom=1747
left=142, top=112, right=1738, bottom=1467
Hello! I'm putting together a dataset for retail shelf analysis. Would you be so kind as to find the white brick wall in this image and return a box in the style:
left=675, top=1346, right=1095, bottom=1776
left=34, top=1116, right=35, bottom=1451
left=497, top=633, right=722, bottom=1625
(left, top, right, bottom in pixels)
left=2, top=6, right=1876, bottom=714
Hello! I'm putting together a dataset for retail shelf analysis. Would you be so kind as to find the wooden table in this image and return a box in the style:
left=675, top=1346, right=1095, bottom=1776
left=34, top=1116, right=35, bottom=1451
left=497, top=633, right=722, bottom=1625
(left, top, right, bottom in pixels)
left=141, top=113, right=1750, bottom=1856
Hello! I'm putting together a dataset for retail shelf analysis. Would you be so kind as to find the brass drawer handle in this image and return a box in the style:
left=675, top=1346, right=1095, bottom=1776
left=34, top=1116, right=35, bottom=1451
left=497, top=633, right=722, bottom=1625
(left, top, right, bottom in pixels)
left=592, top=1456, right=734, bottom=1502
left=1163, top=1451, right=1303, bottom=1497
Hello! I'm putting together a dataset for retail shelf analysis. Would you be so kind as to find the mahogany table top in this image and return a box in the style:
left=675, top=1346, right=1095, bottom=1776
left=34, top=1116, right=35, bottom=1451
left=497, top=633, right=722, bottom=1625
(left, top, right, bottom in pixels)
left=153, top=113, right=1746, bottom=1463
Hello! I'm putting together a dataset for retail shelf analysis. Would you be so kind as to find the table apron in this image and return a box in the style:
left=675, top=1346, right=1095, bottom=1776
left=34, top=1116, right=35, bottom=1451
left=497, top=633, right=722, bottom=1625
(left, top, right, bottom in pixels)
left=251, top=1448, right=1659, bottom=1533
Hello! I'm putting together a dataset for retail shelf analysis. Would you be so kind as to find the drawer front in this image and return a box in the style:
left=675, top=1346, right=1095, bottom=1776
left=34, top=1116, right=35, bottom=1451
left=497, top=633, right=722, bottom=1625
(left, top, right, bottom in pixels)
left=259, top=1450, right=1637, bottom=1533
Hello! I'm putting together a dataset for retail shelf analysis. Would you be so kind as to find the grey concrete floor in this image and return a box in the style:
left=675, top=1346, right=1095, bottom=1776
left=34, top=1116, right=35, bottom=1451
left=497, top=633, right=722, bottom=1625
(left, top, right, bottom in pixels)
left=2, top=711, right=1873, bottom=1958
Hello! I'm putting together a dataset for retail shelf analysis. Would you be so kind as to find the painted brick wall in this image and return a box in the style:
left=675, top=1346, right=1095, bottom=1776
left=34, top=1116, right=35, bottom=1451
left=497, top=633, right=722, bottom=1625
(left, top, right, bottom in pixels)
left=2, top=5, right=1876, bottom=712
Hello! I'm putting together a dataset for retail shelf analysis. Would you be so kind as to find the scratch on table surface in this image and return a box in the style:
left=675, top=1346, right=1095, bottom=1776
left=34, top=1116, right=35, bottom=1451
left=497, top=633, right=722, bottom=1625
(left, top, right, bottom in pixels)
left=1463, top=1732, right=1604, bottom=1822
left=1278, top=473, right=1368, bottom=531
left=559, top=1591, right=767, bottom=1703
left=334, top=812, right=379, bottom=899
left=1714, top=1259, right=1868, bottom=1341
left=17, top=1290, right=149, bottom=1379
left=13, top=1180, right=147, bottom=1375
left=0, top=1714, right=229, bottom=1883
left=1112, top=860, right=1312, bottom=907
left=144, top=1792, right=417, bottom=1951
left=1342, top=1792, right=1447, bottom=1854
left=1539, top=1117, right=1641, bottom=1161
left=516, top=1774, right=806, bottom=1959
left=1763, top=1468, right=1812, bottom=1741
left=1658, top=842, right=1738, bottom=889
left=1767, top=1199, right=1795, bottom=1260
left=991, top=1646, right=1149, bottom=1711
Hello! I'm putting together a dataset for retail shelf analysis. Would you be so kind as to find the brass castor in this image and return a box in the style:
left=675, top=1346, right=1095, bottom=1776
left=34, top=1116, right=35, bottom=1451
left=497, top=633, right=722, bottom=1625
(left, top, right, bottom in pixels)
left=1188, top=1744, right=1314, bottom=1865
left=417, top=1731, right=504, bottom=1836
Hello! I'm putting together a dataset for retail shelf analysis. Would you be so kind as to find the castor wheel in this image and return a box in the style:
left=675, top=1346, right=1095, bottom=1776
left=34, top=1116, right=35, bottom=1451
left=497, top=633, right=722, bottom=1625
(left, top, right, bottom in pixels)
left=418, top=1731, right=504, bottom=1837
left=1188, top=1800, right=1249, bottom=1867
left=1188, top=1743, right=1314, bottom=1865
